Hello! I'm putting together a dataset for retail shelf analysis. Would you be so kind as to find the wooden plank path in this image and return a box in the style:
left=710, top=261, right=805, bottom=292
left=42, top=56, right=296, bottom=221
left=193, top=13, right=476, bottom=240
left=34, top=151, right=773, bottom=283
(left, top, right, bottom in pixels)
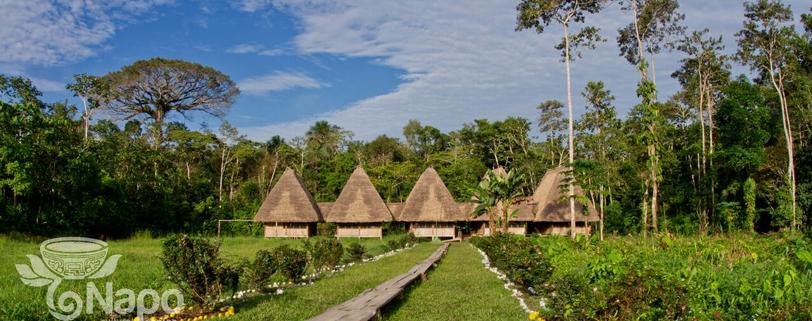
left=307, top=243, right=450, bottom=321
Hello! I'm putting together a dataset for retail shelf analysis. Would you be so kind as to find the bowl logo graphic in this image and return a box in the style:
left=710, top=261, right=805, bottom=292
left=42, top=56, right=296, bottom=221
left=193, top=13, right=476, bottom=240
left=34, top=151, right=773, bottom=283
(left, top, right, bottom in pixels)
left=16, top=237, right=121, bottom=285
left=14, top=237, right=184, bottom=321
left=40, top=237, right=110, bottom=279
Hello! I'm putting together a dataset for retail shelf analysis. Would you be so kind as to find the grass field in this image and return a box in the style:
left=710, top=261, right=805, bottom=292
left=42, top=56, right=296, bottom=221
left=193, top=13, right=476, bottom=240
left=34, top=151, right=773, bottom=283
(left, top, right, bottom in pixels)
left=0, top=234, right=419, bottom=321
left=227, top=242, right=441, bottom=321
left=383, top=243, right=527, bottom=321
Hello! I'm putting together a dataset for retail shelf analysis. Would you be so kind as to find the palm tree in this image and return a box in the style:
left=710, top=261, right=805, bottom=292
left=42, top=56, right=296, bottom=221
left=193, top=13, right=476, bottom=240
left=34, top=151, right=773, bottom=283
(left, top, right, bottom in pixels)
left=474, top=168, right=525, bottom=235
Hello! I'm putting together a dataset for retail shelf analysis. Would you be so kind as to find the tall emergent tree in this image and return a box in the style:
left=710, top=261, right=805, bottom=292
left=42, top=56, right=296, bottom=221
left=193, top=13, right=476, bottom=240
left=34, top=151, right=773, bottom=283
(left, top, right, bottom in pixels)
left=516, top=0, right=605, bottom=238
left=67, top=73, right=109, bottom=142
left=617, top=0, right=686, bottom=83
left=617, top=0, right=684, bottom=235
left=673, top=29, right=730, bottom=232
left=577, top=81, right=621, bottom=240
left=101, top=58, right=239, bottom=147
left=736, top=0, right=799, bottom=230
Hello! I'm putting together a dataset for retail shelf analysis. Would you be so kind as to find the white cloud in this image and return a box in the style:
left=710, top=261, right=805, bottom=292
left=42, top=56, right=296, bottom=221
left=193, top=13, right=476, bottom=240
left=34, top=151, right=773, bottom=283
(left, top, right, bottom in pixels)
left=227, top=43, right=287, bottom=56
left=235, top=0, right=274, bottom=13
left=240, top=0, right=808, bottom=141
left=239, top=71, right=326, bottom=95
left=29, top=77, right=65, bottom=92
left=227, top=43, right=265, bottom=54
left=0, top=0, right=171, bottom=65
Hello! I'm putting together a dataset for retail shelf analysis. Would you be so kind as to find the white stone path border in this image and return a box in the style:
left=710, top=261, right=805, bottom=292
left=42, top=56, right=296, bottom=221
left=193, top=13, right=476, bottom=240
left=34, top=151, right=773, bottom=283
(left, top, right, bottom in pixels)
left=223, top=243, right=417, bottom=302
left=471, top=244, right=534, bottom=314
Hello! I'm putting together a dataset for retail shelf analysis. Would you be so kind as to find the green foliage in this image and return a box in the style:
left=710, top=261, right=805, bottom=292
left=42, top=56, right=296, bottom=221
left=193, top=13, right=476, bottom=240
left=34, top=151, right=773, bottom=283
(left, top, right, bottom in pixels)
left=471, top=233, right=552, bottom=291
left=347, top=242, right=368, bottom=262
left=245, top=249, right=277, bottom=289
left=475, top=233, right=812, bottom=320
left=387, top=233, right=419, bottom=251
left=303, top=237, right=344, bottom=272
left=744, top=178, right=758, bottom=231
left=272, top=245, right=308, bottom=282
left=473, top=168, right=526, bottom=233
left=160, top=235, right=242, bottom=305
left=317, top=223, right=336, bottom=237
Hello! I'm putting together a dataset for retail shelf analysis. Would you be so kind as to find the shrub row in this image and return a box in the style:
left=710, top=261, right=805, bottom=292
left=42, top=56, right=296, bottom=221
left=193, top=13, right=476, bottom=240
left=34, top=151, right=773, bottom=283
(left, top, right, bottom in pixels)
left=161, top=234, right=420, bottom=306
left=470, top=233, right=552, bottom=292
left=473, top=233, right=812, bottom=320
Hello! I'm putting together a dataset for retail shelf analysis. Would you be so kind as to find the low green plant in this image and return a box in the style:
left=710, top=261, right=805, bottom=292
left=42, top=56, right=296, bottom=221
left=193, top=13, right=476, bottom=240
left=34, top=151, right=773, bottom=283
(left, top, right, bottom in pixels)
left=317, top=223, right=336, bottom=237
left=245, top=249, right=277, bottom=289
left=347, top=242, right=368, bottom=262
left=474, top=233, right=812, bottom=320
left=160, top=234, right=241, bottom=305
left=273, top=245, right=308, bottom=282
left=304, top=237, right=344, bottom=271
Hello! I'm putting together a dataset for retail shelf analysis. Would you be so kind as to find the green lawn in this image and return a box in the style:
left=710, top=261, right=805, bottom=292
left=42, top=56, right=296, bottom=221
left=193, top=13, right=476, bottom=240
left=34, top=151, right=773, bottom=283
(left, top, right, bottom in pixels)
left=382, top=243, right=527, bottom=321
left=0, top=235, right=418, bottom=321
left=225, top=242, right=441, bottom=321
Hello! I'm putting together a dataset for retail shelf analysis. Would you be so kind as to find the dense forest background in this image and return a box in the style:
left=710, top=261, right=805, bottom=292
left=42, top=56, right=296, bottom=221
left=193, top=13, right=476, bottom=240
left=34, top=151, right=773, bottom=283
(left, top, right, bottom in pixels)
left=1, top=1, right=811, bottom=239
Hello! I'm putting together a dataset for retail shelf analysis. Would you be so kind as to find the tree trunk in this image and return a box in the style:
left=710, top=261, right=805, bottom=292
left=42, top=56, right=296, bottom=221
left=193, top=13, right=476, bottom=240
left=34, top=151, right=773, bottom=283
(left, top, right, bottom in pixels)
left=563, top=23, right=577, bottom=239
left=632, top=1, right=647, bottom=81
left=219, top=148, right=227, bottom=203
left=642, top=179, right=649, bottom=238
left=502, top=202, right=510, bottom=234
left=769, top=62, right=797, bottom=230
left=651, top=150, right=659, bottom=233
left=269, top=151, right=279, bottom=191
left=185, top=161, right=191, bottom=182
left=599, top=186, right=605, bottom=241
left=229, top=158, right=239, bottom=201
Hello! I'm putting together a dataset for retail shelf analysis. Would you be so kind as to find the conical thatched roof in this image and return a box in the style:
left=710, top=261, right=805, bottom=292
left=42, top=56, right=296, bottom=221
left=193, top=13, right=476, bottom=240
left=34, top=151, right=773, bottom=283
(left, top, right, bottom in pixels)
left=386, top=202, right=404, bottom=220
left=326, top=166, right=393, bottom=223
left=254, top=168, right=322, bottom=223
left=399, top=167, right=466, bottom=222
left=318, top=202, right=334, bottom=215
left=469, top=198, right=536, bottom=222
left=532, top=166, right=599, bottom=222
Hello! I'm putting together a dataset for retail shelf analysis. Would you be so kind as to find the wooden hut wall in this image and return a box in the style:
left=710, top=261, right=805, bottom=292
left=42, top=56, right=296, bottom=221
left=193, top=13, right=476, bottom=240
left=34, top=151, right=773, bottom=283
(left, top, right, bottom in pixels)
left=531, top=222, right=592, bottom=235
left=476, top=222, right=528, bottom=236
left=409, top=222, right=456, bottom=238
left=263, top=223, right=312, bottom=238
left=335, top=223, right=383, bottom=238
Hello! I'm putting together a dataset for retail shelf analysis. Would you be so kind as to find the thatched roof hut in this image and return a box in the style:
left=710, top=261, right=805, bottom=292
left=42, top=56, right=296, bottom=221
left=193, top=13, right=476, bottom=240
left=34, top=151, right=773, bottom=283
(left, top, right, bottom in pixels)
left=254, top=168, right=322, bottom=223
left=386, top=202, right=404, bottom=220
left=468, top=167, right=534, bottom=222
left=468, top=199, right=536, bottom=221
left=326, top=166, right=393, bottom=223
left=399, top=167, right=466, bottom=222
left=317, top=202, right=333, bottom=215
left=532, top=166, right=599, bottom=222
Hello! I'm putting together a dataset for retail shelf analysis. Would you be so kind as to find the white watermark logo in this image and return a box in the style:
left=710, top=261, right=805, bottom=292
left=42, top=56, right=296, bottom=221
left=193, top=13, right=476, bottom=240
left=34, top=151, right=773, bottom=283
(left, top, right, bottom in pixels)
left=15, top=237, right=183, bottom=320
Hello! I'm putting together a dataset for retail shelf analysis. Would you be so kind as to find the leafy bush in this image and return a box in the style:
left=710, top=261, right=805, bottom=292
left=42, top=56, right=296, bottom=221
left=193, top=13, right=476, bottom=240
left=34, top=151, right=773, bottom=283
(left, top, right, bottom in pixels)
left=245, top=249, right=277, bottom=289
left=386, top=233, right=419, bottom=251
left=475, top=233, right=812, bottom=320
left=387, top=238, right=404, bottom=251
left=317, top=223, right=336, bottom=237
left=160, top=234, right=241, bottom=305
left=304, top=237, right=344, bottom=271
left=471, top=233, right=552, bottom=291
left=347, top=242, right=368, bottom=262
left=272, top=245, right=307, bottom=282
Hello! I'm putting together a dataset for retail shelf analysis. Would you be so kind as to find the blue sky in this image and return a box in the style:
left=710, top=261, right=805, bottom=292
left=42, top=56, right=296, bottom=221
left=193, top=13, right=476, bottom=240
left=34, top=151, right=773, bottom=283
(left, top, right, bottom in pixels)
left=1, top=0, right=809, bottom=141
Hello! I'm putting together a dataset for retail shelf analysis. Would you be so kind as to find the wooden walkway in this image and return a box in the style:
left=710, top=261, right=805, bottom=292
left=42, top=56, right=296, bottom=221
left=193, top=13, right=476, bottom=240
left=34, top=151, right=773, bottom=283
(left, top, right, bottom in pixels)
left=307, top=243, right=450, bottom=321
